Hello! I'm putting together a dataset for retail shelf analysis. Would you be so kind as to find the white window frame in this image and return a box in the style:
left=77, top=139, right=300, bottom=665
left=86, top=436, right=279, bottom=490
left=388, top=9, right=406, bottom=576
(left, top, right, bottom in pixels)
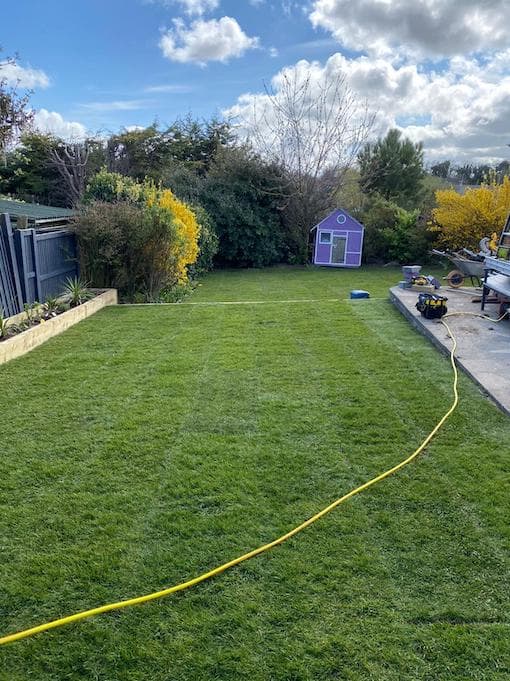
left=319, top=231, right=332, bottom=244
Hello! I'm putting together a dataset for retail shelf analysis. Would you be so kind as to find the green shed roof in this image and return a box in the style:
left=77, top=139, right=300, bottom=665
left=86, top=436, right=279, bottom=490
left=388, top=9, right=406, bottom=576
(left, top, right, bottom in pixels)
left=0, top=198, right=75, bottom=221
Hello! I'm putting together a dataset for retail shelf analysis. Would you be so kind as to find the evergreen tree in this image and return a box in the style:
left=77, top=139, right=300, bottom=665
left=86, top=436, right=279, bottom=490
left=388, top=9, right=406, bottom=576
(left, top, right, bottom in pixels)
left=358, top=128, right=424, bottom=207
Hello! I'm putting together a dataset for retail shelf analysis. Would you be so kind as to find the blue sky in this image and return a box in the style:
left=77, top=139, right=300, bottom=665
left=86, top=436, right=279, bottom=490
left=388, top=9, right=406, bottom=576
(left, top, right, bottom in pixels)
left=2, top=0, right=337, bottom=132
left=2, top=0, right=510, bottom=163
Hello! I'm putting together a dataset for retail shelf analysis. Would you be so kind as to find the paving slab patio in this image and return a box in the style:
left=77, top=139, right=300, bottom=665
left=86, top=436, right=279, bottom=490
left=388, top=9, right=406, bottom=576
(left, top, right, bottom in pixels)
left=390, top=285, right=510, bottom=415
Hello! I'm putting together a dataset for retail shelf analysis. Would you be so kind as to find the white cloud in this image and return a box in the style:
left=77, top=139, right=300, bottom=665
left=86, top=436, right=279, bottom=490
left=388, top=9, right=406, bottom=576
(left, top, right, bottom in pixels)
left=0, top=61, right=50, bottom=89
left=145, top=0, right=218, bottom=15
left=80, top=99, right=155, bottom=111
left=33, top=109, right=87, bottom=140
left=226, top=51, right=510, bottom=165
left=176, top=0, right=219, bottom=14
left=161, top=0, right=219, bottom=14
left=281, top=0, right=298, bottom=16
left=144, top=83, right=193, bottom=93
left=159, top=16, right=259, bottom=65
left=309, top=0, right=510, bottom=58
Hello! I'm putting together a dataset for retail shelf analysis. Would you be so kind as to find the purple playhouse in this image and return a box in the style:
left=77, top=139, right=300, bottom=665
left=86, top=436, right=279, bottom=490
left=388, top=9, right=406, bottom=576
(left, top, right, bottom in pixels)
left=312, top=209, right=364, bottom=268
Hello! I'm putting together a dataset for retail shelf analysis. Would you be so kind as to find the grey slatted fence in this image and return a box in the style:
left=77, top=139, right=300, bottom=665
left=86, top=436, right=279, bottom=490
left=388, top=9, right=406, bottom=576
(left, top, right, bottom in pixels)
left=0, top=214, right=24, bottom=316
left=15, top=228, right=78, bottom=304
left=0, top=212, right=79, bottom=316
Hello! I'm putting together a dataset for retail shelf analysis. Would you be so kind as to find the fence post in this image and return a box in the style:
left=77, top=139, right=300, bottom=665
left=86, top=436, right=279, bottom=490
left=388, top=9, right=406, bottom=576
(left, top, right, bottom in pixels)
left=6, top=215, right=23, bottom=311
left=31, top=229, right=42, bottom=302
left=0, top=213, right=24, bottom=314
left=14, top=229, right=31, bottom=304
left=0, top=216, right=14, bottom=315
left=6, top=216, right=23, bottom=310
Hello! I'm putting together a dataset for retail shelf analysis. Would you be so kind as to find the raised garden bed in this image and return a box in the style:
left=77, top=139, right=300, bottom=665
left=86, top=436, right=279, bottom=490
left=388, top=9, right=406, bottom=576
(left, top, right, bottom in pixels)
left=0, top=288, right=117, bottom=365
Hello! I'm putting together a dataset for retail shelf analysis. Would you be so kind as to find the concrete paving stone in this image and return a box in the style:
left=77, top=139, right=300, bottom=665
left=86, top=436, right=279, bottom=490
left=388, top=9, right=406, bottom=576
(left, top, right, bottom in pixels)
left=390, top=285, right=510, bottom=416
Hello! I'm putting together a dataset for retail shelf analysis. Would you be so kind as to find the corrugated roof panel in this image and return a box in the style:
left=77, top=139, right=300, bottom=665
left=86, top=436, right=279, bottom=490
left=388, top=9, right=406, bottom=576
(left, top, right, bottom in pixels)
left=0, top=198, right=75, bottom=220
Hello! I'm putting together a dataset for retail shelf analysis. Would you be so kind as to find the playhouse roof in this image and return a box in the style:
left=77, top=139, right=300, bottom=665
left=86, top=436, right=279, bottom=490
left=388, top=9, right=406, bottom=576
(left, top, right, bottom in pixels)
left=311, top=208, right=364, bottom=231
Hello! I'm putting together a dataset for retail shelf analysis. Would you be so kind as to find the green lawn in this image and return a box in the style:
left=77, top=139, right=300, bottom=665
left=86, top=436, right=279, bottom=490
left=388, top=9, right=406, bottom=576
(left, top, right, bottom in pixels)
left=190, top=264, right=445, bottom=302
left=1, top=266, right=509, bottom=680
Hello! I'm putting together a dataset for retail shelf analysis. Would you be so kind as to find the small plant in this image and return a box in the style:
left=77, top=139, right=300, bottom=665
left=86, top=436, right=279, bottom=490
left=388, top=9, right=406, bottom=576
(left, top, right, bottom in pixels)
left=23, top=301, right=41, bottom=325
left=0, top=308, right=10, bottom=340
left=63, top=277, right=94, bottom=307
left=43, top=296, right=63, bottom=319
left=159, top=281, right=194, bottom=303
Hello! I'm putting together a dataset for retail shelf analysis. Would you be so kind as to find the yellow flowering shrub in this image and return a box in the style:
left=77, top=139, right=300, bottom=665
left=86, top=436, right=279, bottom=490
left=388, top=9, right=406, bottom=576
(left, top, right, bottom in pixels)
left=82, top=170, right=201, bottom=297
left=432, top=175, right=510, bottom=250
left=149, top=187, right=199, bottom=283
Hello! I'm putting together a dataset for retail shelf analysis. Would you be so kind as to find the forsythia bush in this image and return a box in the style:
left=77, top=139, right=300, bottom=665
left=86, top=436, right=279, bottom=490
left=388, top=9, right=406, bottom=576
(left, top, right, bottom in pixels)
left=432, top=175, right=510, bottom=250
left=80, top=170, right=201, bottom=298
left=146, top=185, right=199, bottom=283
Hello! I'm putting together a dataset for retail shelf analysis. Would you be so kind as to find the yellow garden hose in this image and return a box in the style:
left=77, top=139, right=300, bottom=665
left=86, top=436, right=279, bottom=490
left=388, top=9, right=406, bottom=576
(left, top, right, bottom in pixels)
left=0, top=311, right=502, bottom=646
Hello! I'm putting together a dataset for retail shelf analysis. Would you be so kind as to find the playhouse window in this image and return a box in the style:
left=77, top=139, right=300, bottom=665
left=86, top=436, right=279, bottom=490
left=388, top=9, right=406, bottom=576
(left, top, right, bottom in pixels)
left=320, top=231, right=331, bottom=244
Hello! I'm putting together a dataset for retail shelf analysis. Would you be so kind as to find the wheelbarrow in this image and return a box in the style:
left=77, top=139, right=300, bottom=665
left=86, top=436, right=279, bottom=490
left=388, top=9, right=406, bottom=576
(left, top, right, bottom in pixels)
left=431, top=249, right=485, bottom=287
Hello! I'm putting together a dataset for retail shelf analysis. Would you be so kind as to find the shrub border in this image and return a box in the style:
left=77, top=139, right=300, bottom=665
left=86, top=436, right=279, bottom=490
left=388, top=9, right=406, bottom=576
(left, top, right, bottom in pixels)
left=0, top=289, right=118, bottom=366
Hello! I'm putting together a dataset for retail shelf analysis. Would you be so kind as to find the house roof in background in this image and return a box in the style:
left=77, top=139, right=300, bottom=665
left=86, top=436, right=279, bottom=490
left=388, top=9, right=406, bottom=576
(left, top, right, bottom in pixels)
left=0, top=198, right=75, bottom=222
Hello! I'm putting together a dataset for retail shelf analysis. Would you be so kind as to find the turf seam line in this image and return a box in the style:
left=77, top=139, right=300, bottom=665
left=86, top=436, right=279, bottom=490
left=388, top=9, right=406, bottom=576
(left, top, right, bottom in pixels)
left=122, top=298, right=387, bottom=306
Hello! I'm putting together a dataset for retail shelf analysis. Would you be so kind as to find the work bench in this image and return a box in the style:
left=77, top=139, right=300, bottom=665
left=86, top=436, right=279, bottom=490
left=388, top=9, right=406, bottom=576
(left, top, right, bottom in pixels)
left=481, top=256, right=510, bottom=310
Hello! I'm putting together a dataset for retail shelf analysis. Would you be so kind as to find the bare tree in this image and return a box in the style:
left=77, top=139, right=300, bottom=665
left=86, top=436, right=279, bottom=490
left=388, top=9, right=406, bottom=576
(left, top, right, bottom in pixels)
left=50, top=142, right=90, bottom=206
left=239, top=69, right=374, bottom=261
left=0, top=55, right=34, bottom=166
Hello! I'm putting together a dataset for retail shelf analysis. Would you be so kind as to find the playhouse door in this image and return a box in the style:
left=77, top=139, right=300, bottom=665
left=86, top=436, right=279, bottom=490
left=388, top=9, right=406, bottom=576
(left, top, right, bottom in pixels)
left=331, top=235, right=346, bottom=264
